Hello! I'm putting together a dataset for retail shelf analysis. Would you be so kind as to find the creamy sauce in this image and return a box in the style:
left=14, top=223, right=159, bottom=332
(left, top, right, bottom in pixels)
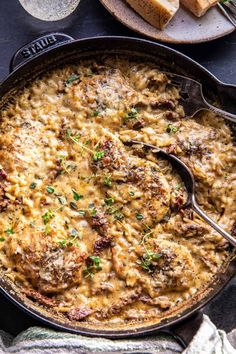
left=0, top=56, right=235, bottom=325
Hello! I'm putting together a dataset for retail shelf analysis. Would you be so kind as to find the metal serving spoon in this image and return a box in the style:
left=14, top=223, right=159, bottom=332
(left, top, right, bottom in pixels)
left=126, top=140, right=236, bottom=247
left=166, top=73, right=236, bottom=123
left=218, top=2, right=236, bottom=27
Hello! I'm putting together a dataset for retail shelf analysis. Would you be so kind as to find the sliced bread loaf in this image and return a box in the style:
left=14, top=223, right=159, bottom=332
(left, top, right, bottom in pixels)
left=126, top=0, right=179, bottom=29
left=180, top=0, right=217, bottom=17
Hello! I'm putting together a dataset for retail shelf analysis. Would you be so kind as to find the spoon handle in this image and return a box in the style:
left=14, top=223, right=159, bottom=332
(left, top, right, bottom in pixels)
left=203, top=99, right=236, bottom=123
left=191, top=197, right=236, bottom=247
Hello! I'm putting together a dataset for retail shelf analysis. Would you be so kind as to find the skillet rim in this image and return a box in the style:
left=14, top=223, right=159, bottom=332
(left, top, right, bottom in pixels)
left=0, top=35, right=236, bottom=337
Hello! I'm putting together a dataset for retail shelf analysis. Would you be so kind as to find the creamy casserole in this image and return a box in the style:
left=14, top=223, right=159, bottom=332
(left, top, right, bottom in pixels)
left=0, top=56, right=235, bottom=325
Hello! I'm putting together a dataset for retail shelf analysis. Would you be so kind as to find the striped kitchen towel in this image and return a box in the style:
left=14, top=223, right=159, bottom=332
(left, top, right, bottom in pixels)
left=0, top=315, right=235, bottom=354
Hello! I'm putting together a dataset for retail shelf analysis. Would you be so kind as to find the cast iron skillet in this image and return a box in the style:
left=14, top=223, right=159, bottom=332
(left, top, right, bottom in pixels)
left=0, top=33, right=236, bottom=348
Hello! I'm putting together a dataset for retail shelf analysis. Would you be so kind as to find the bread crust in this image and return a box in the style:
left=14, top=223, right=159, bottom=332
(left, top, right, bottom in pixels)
left=126, top=0, right=179, bottom=29
left=180, top=0, right=217, bottom=17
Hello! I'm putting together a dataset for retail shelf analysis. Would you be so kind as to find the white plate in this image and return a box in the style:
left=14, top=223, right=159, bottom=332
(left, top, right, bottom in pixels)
left=100, top=0, right=235, bottom=44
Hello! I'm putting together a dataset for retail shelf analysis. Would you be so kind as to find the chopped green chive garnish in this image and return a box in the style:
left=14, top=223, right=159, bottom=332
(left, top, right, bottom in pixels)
left=44, top=225, right=52, bottom=235
left=5, top=228, right=14, bottom=235
left=29, top=182, right=37, bottom=189
left=89, top=256, right=102, bottom=270
left=72, top=189, right=83, bottom=201
left=137, top=251, right=162, bottom=273
left=58, top=239, right=67, bottom=248
left=91, top=208, right=97, bottom=217
left=129, top=191, right=135, bottom=196
left=58, top=229, right=80, bottom=248
left=83, top=255, right=102, bottom=278
left=66, top=129, right=72, bottom=137
left=103, top=176, right=112, bottom=187
left=70, top=202, right=78, bottom=210
left=136, top=213, right=144, bottom=220
left=166, top=124, right=178, bottom=134
left=46, top=186, right=55, bottom=194
left=71, top=135, right=80, bottom=143
left=66, top=129, right=80, bottom=143
left=124, top=108, right=138, bottom=121
left=105, top=197, right=115, bottom=206
left=93, top=111, right=99, bottom=117
left=66, top=74, right=79, bottom=85
left=42, top=210, right=55, bottom=225
left=0, top=237, right=5, bottom=242
left=93, top=150, right=105, bottom=161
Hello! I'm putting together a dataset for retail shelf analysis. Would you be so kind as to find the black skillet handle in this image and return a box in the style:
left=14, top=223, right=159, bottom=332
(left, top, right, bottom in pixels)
left=10, top=32, right=74, bottom=72
left=163, top=311, right=203, bottom=348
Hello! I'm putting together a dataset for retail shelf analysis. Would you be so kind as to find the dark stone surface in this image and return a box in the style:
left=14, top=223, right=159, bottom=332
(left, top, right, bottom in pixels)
left=0, top=0, right=235, bottom=339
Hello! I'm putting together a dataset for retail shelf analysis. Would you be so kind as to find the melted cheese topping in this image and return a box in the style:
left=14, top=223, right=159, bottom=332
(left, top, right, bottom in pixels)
left=0, top=56, right=235, bottom=326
